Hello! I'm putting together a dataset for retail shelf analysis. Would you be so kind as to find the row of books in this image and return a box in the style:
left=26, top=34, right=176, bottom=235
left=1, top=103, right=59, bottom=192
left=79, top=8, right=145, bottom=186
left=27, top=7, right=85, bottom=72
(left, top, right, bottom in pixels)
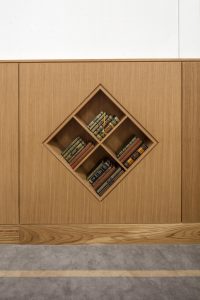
left=61, top=136, right=94, bottom=169
left=87, top=111, right=120, bottom=140
left=87, top=159, right=124, bottom=196
left=116, top=135, right=148, bottom=168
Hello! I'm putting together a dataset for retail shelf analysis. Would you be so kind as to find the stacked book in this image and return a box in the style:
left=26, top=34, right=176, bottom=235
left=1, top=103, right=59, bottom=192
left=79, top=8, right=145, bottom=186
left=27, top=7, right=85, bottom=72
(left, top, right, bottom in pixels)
left=87, top=111, right=120, bottom=140
left=87, top=159, right=124, bottom=196
left=61, top=136, right=94, bottom=169
left=116, top=135, right=148, bottom=168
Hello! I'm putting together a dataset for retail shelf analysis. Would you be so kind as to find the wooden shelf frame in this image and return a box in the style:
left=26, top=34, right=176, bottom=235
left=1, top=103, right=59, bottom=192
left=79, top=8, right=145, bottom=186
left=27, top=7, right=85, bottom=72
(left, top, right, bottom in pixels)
left=43, top=84, right=158, bottom=201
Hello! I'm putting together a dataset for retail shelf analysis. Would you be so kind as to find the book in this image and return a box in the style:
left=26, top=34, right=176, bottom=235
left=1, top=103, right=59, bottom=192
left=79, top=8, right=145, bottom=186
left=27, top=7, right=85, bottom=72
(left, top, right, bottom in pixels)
left=87, top=111, right=104, bottom=129
left=119, top=138, right=143, bottom=163
left=116, top=135, right=136, bottom=158
left=91, top=114, right=109, bottom=133
left=64, top=141, right=86, bottom=162
left=89, top=112, right=107, bottom=131
left=124, top=143, right=148, bottom=168
left=87, top=160, right=105, bottom=181
left=62, top=139, right=84, bottom=159
left=96, top=116, right=119, bottom=140
left=92, top=165, right=116, bottom=190
left=61, top=136, right=81, bottom=156
left=89, top=160, right=111, bottom=184
left=63, top=138, right=84, bottom=158
left=94, top=115, right=113, bottom=136
left=104, top=116, right=120, bottom=134
left=98, top=169, right=124, bottom=196
left=96, top=167, right=124, bottom=195
left=70, top=143, right=95, bottom=169
left=69, top=143, right=94, bottom=167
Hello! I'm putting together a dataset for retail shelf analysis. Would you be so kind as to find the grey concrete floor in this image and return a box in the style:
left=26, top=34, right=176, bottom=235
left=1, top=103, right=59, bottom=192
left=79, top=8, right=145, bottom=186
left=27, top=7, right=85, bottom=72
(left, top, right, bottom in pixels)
left=0, top=244, right=199, bottom=300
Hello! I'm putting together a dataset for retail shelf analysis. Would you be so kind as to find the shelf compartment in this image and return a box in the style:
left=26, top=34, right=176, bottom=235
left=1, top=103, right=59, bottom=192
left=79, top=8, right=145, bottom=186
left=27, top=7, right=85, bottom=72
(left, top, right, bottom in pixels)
left=44, top=117, right=97, bottom=172
left=76, top=146, right=124, bottom=200
left=103, top=117, right=155, bottom=168
left=47, top=118, right=96, bottom=152
left=76, top=87, right=125, bottom=130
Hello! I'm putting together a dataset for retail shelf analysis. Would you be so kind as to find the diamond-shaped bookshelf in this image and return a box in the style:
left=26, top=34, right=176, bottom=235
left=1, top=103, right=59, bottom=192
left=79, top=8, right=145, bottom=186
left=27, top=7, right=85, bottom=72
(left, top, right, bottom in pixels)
left=43, top=84, right=158, bottom=201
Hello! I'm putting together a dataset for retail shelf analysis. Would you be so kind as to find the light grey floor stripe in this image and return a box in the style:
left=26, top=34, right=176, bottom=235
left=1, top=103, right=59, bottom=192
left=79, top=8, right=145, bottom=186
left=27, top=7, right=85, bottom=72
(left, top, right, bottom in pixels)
left=0, top=278, right=200, bottom=300
left=0, top=244, right=199, bottom=270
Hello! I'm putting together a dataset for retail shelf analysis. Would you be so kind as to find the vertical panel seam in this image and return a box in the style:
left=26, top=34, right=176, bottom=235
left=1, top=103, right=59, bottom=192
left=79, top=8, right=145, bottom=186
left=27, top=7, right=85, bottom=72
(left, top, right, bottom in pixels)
left=18, top=63, right=20, bottom=224
left=181, top=62, right=183, bottom=222
left=178, top=0, right=180, bottom=58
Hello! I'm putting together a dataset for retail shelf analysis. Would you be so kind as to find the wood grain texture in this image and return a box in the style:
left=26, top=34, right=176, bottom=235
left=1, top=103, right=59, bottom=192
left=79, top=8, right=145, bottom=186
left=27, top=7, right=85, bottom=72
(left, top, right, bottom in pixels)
left=182, top=62, right=200, bottom=222
left=0, top=224, right=200, bottom=244
left=0, top=226, right=19, bottom=244
left=19, top=223, right=200, bottom=244
left=0, top=64, right=18, bottom=224
left=20, top=62, right=181, bottom=224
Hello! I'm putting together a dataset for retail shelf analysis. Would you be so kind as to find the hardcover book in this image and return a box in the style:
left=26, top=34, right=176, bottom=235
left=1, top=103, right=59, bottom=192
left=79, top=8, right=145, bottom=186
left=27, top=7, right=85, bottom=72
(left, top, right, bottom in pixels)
left=119, top=138, right=143, bottom=163
left=70, top=143, right=95, bottom=169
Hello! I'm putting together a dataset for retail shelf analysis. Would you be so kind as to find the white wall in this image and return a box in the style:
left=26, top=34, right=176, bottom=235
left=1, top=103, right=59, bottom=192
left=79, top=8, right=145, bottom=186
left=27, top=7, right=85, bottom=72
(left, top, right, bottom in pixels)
left=180, top=0, right=200, bottom=57
left=0, top=0, right=199, bottom=59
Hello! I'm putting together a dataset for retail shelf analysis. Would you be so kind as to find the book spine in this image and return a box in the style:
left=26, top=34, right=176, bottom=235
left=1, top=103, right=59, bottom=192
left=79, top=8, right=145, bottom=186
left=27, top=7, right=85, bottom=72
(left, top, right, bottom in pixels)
left=70, top=144, right=95, bottom=169
left=89, top=113, right=107, bottom=131
left=63, top=139, right=85, bottom=156
left=93, top=166, right=116, bottom=190
left=89, top=160, right=111, bottom=184
left=69, top=142, right=92, bottom=165
left=124, top=144, right=148, bottom=168
left=124, top=153, right=139, bottom=168
left=104, top=116, right=119, bottom=134
left=119, top=138, right=142, bottom=163
left=116, top=136, right=137, bottom=158
left=91, top=114, right=109, bottom=133
left=96, top=167, right=122, bottom=193
left=87, top=161, right=105, bottom=181
left=61, top=136, right=81, bottom=156
left=62, top=138, right=84, bottom=158
left=64, top=141, right=85, bottom=161
left=87, top=111, right=104, bottom=129
left=98, top=169, right=124, bottom=196
left=94, top=115, right=113, bottom=136
left=96, top=167, right=123, bottom=195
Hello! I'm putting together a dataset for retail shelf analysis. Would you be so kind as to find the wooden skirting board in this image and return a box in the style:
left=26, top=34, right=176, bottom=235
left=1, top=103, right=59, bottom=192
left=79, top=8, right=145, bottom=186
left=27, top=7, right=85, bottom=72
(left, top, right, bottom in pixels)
left=0, top=223, right=200, bottom=245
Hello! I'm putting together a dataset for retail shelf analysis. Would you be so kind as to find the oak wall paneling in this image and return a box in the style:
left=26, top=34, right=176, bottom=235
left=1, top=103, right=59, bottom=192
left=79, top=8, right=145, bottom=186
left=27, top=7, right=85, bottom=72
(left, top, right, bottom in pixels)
left=0, top=63, right=18, bottom=224
left=19, top=62, right=181, bottom=224
left=182, top=62, right=200, bottom=222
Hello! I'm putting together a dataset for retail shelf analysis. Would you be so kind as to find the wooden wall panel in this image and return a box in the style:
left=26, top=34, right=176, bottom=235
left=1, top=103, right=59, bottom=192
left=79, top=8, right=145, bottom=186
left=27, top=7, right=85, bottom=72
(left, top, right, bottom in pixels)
left=0, top=63, right=18, bottom=224
left=20, top=62, right=181, bottom=224
left=182, top=62, right=200, bottom=222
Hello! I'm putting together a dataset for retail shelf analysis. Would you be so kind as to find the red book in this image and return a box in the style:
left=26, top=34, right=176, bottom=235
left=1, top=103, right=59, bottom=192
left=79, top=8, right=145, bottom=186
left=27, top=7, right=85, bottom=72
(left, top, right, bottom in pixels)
left=93, top=166, right=116, bottom=190
left=119, top=138, right=142, bottom=163
left=70, top=143, right=94, bottom=169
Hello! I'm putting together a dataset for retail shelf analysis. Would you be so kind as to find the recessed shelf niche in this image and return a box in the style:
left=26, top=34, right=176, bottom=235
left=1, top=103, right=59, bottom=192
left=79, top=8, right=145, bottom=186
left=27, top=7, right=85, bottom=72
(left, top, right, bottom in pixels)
left=44, top=84, right=158, bottom=201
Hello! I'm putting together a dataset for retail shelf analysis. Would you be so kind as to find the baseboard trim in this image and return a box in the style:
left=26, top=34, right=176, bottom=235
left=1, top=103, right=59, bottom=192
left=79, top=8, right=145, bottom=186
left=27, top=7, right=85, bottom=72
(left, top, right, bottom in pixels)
left=0, top=226, right=19, bottom=244
left=0, top=223, right=200, bottom=245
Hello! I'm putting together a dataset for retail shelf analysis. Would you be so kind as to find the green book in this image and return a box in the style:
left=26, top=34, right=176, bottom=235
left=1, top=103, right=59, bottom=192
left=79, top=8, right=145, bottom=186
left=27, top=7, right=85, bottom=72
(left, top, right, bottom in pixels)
left=64, top=141, right=86, bottom=162
left=62, top=138, right=84, bottom=158
left=94, top=115, right=113, bottom=136
left=61, top=136, right=81, bottom=156
left=91, top=114, right=109, bottom=133
left=87, top=111, right=104, bottom=129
